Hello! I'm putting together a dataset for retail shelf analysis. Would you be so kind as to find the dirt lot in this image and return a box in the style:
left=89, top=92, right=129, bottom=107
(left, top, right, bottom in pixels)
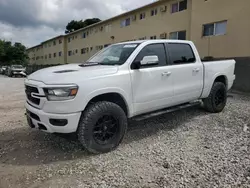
left=0, top=76, right=249, bottom=188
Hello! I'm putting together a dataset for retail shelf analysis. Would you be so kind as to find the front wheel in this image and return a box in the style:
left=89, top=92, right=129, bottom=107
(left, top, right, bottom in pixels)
left=77, top=101, right=127, bottom=154
left=203, top=82, right=227, bottom=113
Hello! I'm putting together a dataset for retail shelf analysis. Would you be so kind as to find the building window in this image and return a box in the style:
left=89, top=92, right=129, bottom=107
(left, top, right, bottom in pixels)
left=104, top=44, right=111, bottom=48
left=105, top=25, right=108, bottom=32
left=150, top=36, right=157, bottom=40
left=68, top=51, right=72, bottom=56
left=68, top=38, right=71, bottom=43
left=160, top=33, right=167, bottom=39
left=140, top=13, right=146, bottom=20
left=59, top=39, right=62, bottom=44
left=203, top=21, right=227, bottom=36
left=90, top=47, right=93, bottom=51
left=81, top=48, right=86, bottom=54
left=59, top=52, right=62, bottom=56
left=121, top=18, right=131, bottom=27
left=49, top=54, right=51, bottom=58
left=120, top=20, right=125, bottom=27
left=151, top=8, right=158, bottom=16
left=171, top=0, right=187, bottom=13
left=96, top=45, right=103, bottom=50
left=54, top=53, right=56, bottom=58
left=125, top=18, right=130, bottom=26
left=139, top=37, right=147, bottom=40
left=53, top=41, right=56, bottom=46
left=45, top=55, right=47, bottom=59
left=75, top=35, right=78, bottom=39
left=75, top=49, right=78, bottom=54
left=105, top=24, right=112, bottom=32
left=169, top=30, right=186, bottom=40
left=82, top=33, right=86, bottom=38
left=41, top=56, right=43, bottom=59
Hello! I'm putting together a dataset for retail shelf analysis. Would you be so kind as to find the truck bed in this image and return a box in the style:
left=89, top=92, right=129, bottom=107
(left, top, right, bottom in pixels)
left=201, top=59, right=236, bottom=98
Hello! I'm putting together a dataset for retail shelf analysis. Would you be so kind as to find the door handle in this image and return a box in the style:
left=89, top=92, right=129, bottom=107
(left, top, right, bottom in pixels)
left=193, top=68, right=200, bottom=72
left=162, top=72, right=171, bottom=76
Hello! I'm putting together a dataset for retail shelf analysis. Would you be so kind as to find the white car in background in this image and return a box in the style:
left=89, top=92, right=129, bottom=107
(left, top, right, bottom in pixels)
left=7, top=65, right=26, bottom=77
left=0, top=66, right=7, bottom=75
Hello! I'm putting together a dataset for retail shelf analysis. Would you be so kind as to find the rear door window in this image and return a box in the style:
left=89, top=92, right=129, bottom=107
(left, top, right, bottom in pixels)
left=167, top=43, right=196, bottom=65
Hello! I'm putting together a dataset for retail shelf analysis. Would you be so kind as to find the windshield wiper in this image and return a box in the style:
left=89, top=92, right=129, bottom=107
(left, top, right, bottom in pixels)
left=79, top=62, right=101, bottom=67
left=79, top=62, right=118, bottom=67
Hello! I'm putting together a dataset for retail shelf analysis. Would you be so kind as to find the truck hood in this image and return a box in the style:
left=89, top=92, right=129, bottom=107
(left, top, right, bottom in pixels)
left=27, top=63, right=118, bottom=85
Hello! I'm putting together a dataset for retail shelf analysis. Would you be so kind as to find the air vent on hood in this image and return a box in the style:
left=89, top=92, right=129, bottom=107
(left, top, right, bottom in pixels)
left=54, top=70, right=77, bottom=73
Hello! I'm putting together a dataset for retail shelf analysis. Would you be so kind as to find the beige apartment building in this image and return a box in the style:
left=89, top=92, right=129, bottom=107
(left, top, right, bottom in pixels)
left=27, top=35, right=66, bottom=64
left=27, top=0, right=250, bottom=65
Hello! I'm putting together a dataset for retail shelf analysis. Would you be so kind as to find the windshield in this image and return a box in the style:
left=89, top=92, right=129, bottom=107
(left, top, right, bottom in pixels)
left=12, top=65, right=23, bottom=69
left=87, top=43, right=139, bottom=65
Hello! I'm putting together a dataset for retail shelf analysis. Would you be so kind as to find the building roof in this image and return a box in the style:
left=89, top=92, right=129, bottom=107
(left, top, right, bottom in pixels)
left=41, top=35, right=64, bottom=44
left=67, top=0, right=165, bottom=36
left=26, top=44, right=42, bottom=51
left=26, top=35, right=64, bottom=50
left=27, top=0, right=166, bottom=50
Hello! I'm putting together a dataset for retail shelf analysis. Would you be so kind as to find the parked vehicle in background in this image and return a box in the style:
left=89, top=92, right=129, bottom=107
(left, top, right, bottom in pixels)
left=24, top=40, right=236, bottom=154
left=7, top=65, right=26, bottom=77
left=0, top=66, right=8, bottom=75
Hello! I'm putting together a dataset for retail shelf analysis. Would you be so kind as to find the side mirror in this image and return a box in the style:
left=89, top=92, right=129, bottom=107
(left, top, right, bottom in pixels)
left=140, top=55, right=159, bottom=66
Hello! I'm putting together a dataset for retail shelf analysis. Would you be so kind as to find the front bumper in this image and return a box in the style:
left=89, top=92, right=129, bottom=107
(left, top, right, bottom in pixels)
left=25, top=102, right=81, bottom=133
left=13, top=71, right=26, bottom=75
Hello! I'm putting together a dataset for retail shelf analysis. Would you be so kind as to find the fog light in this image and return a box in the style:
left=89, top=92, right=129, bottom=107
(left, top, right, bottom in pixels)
left=49, top=119, right=68, bottom=126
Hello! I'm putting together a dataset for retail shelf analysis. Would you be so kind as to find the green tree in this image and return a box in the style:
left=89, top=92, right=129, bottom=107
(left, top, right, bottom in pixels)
left=0, top=40, right=5, bottom=61
left=65, top=18, right=101, bottom=34
left=0, top=39, right=28, bottom=66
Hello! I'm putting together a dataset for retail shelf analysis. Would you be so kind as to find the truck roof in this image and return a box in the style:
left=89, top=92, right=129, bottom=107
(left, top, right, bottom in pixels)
left=116, top=39, right=193, bottom=45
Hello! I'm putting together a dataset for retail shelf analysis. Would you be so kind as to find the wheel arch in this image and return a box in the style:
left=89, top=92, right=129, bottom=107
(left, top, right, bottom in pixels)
left=214, top=75, right=228, bottom=88
left=83, top=89, right=132, bottom=117
left=201, top=74, right=228, bottom=99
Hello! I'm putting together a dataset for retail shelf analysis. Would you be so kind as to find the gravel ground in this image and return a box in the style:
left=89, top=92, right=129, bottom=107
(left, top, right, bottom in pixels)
left=0, top=76, right=249, bottom=188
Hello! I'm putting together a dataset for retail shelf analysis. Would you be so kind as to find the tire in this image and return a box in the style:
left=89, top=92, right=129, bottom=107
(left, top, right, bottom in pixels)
left=77, top=101, right=127, bottom=154
left=203, top=82, right=227, bottom=113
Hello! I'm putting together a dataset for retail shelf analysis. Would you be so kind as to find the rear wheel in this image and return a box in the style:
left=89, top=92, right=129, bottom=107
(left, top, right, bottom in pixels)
left=77, top=101, right=127, bottom=154
left=203, top=82, right=227, bottom=113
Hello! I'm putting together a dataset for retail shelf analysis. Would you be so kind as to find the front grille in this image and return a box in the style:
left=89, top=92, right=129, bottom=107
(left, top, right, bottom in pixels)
left=25, top=85, right=40, bottom=105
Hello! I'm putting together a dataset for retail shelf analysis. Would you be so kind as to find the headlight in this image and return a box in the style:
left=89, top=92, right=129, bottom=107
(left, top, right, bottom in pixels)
left=43, top=86, right=78, bottom=101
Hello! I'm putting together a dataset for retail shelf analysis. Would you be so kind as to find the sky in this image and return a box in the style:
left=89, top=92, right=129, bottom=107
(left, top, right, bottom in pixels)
left=0, top=0, right=155, bottom=48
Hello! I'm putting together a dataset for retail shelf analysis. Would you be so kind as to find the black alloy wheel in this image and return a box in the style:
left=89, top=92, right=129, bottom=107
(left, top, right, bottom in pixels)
left=93, top=115, right=119, bottom=145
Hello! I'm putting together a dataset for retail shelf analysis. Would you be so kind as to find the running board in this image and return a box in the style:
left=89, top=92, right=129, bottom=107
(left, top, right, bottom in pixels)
left=133, top=101, right=201, bottom=121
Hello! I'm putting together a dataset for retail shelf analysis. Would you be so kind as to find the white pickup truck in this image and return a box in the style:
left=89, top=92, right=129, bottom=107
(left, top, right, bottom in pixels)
left=25, top=40, right=235, bottom=153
